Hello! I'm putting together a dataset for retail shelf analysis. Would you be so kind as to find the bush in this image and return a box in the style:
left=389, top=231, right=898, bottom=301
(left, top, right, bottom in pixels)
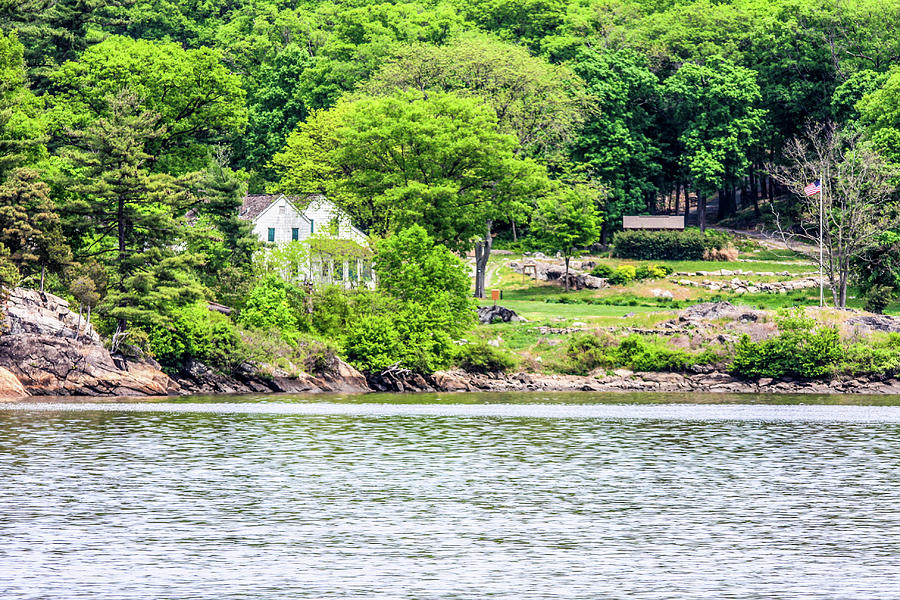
left=841, top=334, right=900, bottom=375
left=865, top=285, right=894, bottom=314
left=564, top=332, right=705, bottom=374
left=608, top=264, right=637, bottom=285
left=634, top=264, right=668, bottom=280
left=611, top=335, right=698, bottom=372
left=237, top=275, right=307, bottom=341
left=590, top=263, right=614, bottom=278
left=455, top=341, right=516, bottom=374
left=148, top=303, right=243, bottom=371
left=343, top=302, right=457, bottom=374
left=564, top=331, right=613, bottom=375
left=611, top=229, right=727, bottom=260
left=731, top=311, right=841, bottom=378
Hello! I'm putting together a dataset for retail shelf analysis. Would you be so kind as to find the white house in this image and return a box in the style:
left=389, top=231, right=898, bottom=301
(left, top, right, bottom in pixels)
left=240, top=193, right=368, bottom=245
left=239, top=193, right=374, bottom=287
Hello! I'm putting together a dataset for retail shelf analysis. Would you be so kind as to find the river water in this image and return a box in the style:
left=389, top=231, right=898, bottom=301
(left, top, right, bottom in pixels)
left=2, top=392, right=900, bottom=599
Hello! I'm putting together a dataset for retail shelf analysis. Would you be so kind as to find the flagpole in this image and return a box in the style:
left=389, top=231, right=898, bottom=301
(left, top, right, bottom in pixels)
left=819, top=171, right=824, bottom=308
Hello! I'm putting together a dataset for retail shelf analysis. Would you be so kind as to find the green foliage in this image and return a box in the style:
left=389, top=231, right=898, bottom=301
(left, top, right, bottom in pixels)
left=237, top=275, right=307, bottom=341
left=841, top=334, right=900, bottom=376
left=0, top=30, right=47, bottom=178
left=342, top=226, right=475, bottom=373
left=663, top=56, right=765, bottom=216
left=0, top=168, right=70, bottom=278
left=531, top=184, right=603, bottom=267
left=51, top=35, right=246, bottom=172
left=612, top=229, right=725, bottom=260
left=364, top=33, right=587, bottom=158
left=864, top=285, right=894, bottom=314
left=147, top=302, right=242, bottom=371
left=563, top=331, right=704, bottom=375
left=455, top=340, right=516, bottom=374
left=343, top=302, right=456, bottom=373
left=608, top=265, right=636, bottom=285
left=273, top=89, right=550, bottom=253
left=590, top=263, right=614, bottom=278
left=374, top=224, right=475, bottom=337
left=563, top=331, right=612, bottom=375
left=731, top=312, right=842, bottom=379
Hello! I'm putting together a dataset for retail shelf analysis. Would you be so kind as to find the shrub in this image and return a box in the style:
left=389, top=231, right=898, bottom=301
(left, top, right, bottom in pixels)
left=731, top=311, right=842, bottom=378
left=841, top=334, right=900, bottom=375
left=611, top=335, right=697, bottom=372
left=608, top=264, right=637, bottom=285
left=148, top=302, right=243, bottom=371
left=634, top=264, right=668, bottom=280
left=343, top=302, right=456, bottom=374
left=237, top=275, right=306, bottom=341
left=590, top=263, right=614, bottom=278
left=612, top=229, right=725, bottom=260
left=564, top=331, right=613, bottom=375
left=455, top=341, right=516, bottom=374
left=865, top=285, right=894, bottom=314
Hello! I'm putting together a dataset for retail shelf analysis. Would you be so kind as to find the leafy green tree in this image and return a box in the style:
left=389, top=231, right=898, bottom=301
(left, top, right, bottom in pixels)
left=51, top=35, right=246, bottom=173
left=183, top=155, right=259, bottom=303
left=0, top=168, right=70, bottom=289
left=450, top=0, right=568, bottom=54
left=857, top=70, right=900, bottom=165
left=296, top=2, right=464, bottom=110
left=239, top=45, right=312, bottom=183
left=274, top=90, right=550, bottom=297
left=237, top=274, right=306, bottom=341
left=663, top=56, right=765, bottom=228
left=531, top=185, right=603, bottom=291
left=364, top=33, right=587, bottom=159
left=374, top=224, right=474, bottom=334
left=0, top=30, right=46, bottom=178
left=344, top=225, right=475, bottom=373
left=569, top=47, right=661, bottom=240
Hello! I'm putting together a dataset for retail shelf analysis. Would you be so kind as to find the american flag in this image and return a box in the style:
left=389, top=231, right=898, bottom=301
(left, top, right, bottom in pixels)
left=803, top=180, right=821, bottom=196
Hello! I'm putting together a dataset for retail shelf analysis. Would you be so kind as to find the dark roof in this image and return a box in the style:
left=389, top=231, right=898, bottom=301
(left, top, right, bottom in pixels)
left=239, top=193, right=328, bottom=221
left=239, top=194, right=280, bottom=220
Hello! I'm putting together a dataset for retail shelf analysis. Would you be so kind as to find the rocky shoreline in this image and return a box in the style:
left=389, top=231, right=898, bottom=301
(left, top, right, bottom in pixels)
left=2, top=288, right=900, bottom=400
left=370, top=368, right=900, bottom=395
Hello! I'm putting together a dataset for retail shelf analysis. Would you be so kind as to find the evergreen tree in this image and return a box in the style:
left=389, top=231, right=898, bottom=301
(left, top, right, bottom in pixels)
left=65, top=90, right=200, bottom=332
left=0, top=168, right=70, bottom=289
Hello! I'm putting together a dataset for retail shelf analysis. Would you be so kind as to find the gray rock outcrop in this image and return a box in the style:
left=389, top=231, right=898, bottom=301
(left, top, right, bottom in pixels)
left=0, top=288, right=176, bottom=397
left=478, top=305, right=526, bottom=324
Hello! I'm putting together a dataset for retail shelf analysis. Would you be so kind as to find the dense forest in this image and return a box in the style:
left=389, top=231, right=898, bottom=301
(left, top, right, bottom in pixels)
left=2, top=0, right=900, bottom=374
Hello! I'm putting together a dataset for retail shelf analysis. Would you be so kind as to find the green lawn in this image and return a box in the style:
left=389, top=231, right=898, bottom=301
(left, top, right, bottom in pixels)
left=478, top=299, right=667, bottom=324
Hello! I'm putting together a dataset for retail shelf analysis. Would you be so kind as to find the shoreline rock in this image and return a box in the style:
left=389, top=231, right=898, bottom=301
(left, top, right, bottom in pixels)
left=374, top=368, right=900, bottom=395
left=0, top=287, right=368, bottom=399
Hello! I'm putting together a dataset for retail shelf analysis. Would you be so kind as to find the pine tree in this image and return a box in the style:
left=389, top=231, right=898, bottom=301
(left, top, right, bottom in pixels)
left=65, top=89, right=199, bottom=333
left=0, top=168, right=70, bottom=289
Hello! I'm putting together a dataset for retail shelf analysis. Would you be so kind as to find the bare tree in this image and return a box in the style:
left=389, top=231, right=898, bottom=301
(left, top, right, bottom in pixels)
left=768, top=122, right=899, bottom=307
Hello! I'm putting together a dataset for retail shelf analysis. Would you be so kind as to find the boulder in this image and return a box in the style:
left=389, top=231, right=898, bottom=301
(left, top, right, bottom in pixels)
left=0, top=366, right=27, bottom=399
left=677, top=301, right=762, bottom=323
left=478, top=305, right=526, bottom=324
left=847, top=314, right=900, bottom=334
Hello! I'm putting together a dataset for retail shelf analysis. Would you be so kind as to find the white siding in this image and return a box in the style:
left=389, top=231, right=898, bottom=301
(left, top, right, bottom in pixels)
left=302, top=197, right=369, bottom=245
left=252, top=196, right=312, bottom=243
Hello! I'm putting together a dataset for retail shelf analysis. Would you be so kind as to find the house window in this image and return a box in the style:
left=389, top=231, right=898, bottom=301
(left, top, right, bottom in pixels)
left=267, top=228, right=275, bottom=242
left=279, top=205, right=286, bottom=215
left=310, top=219, right=314, bottom=234
left=291, top=227, right=299, bottom=241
